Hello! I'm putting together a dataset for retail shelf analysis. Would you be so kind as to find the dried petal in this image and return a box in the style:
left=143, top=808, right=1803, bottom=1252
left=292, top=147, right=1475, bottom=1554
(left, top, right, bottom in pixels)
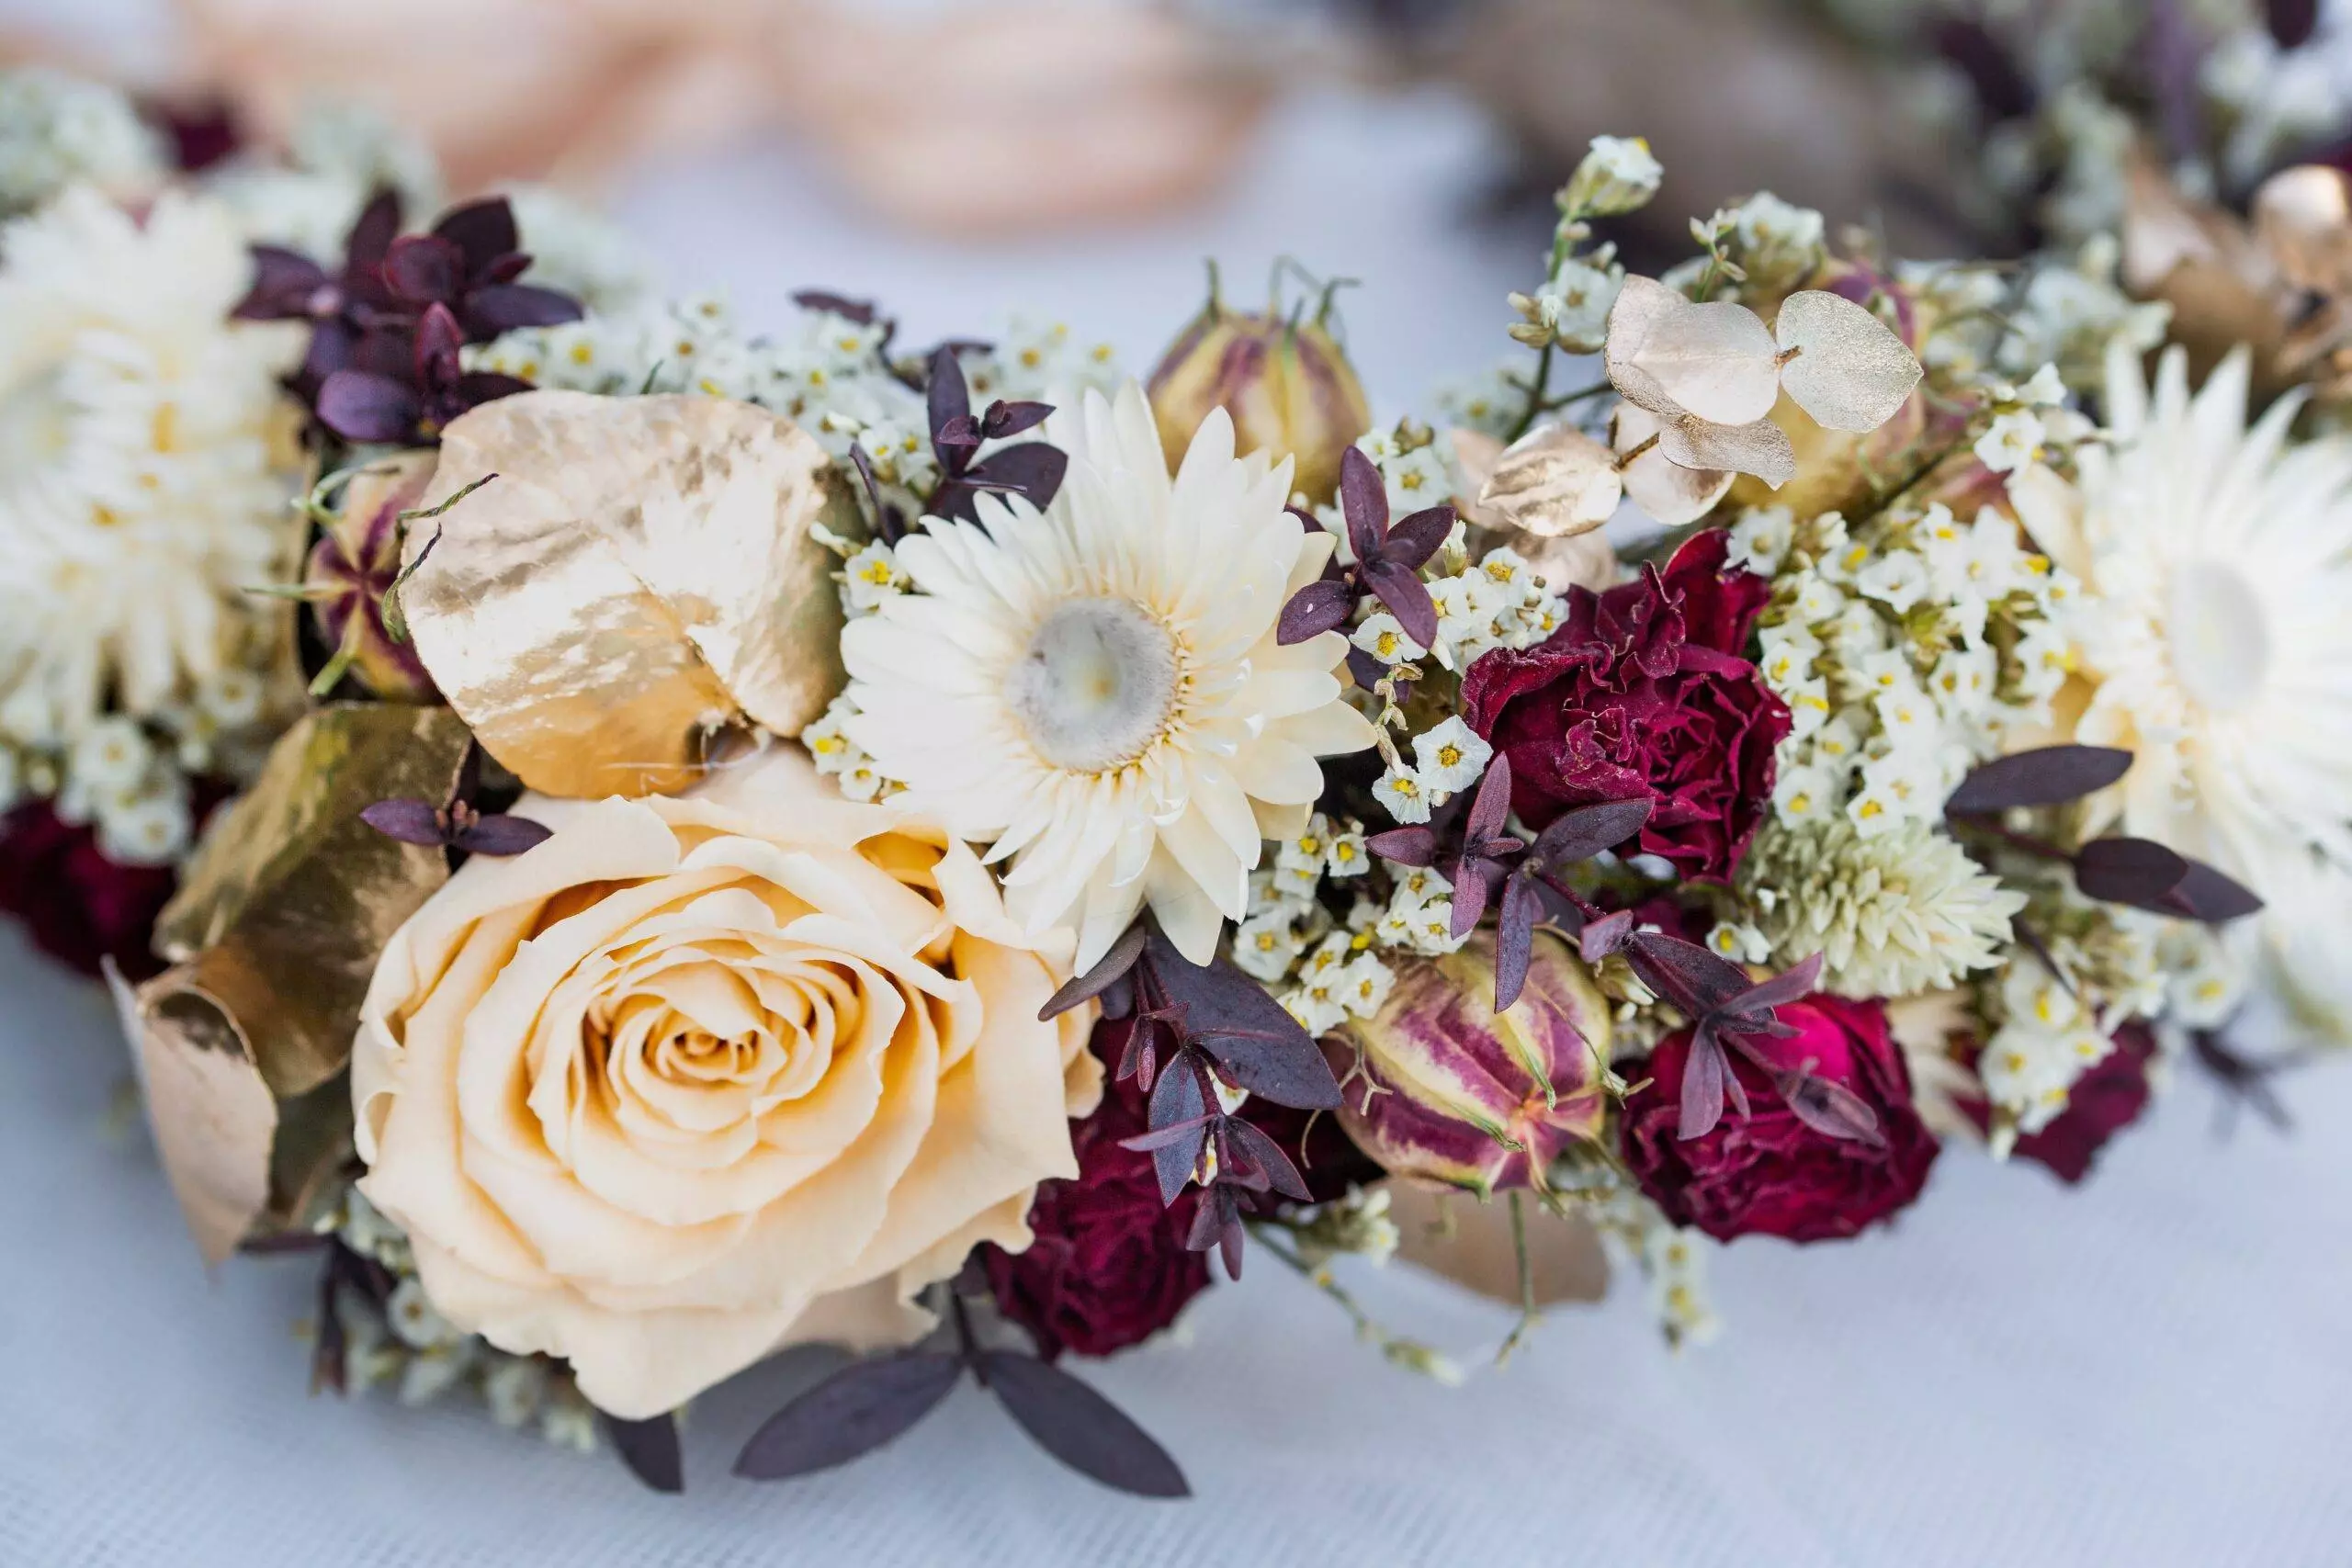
left=1476, top=423, right=1623, bottom=538
left=1773, top=290, right=1924, bottom=433
left=399, top=392, right=865, bottom=796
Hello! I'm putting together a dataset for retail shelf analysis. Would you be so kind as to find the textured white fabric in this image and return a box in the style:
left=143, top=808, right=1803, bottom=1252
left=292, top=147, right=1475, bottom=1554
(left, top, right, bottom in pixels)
left=0, top=30, right=2349, bottom=1561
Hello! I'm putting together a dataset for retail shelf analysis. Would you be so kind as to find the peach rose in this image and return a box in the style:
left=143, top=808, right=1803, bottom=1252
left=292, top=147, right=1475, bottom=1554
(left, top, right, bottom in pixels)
left=350, top=748, right=1101, bottom=1417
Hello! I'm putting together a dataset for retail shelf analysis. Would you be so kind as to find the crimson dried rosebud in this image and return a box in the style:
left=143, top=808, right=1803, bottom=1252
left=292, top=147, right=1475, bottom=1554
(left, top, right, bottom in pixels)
left=1970, top=1023, right=2156, bottom=1185
left=0, top=801, right=188, bottom=980
left=985, top=1043, right=1209, bottom=1360
left=1624, top=994, right=1938, bottom=1242
left=1462, top=528, right=1788, bottom=882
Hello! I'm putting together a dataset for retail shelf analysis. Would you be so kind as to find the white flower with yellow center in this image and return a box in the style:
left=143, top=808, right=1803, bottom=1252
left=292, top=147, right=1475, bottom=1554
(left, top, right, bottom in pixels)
left=2012, top=343, right=2352, bottom=888
left=0, top=186, right=300, bottom=738
left=841, top=384, right=1376, bottom=966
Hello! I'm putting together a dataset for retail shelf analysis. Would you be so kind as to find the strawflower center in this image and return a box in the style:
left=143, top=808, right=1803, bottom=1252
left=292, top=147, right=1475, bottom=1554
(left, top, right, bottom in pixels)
left=1006, top=595, right=1181, bottom=773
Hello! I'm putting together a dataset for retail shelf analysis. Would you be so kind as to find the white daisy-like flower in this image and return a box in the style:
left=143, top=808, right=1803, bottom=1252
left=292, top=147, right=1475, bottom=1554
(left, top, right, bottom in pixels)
left=2012, top=343, right=2352, bottom=893
left=1373, top=764, right=1432, bottom=825
left=0, top=186, right=301, bottom=739
left=1410, top=716, right=1491, bottom=795
left=841, top=385, right=1375, bottom=965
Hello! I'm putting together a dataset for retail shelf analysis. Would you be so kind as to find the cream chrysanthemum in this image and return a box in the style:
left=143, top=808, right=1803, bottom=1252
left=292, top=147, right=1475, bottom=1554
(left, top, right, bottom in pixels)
left=0, top=186, right=301, bottom=738
left=2014, top=343, right=2352, bottom=885
left=1741, top=818, right=2025, bottom=999
left=842, top=384, right=1377, bottom=966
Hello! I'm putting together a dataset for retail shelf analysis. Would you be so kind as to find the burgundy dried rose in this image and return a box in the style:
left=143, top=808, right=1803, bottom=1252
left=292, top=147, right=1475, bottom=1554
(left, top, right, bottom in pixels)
left=1623, top=993, right=1939, bottom=1243
left=985, top=1019, right=1209, bottom=1360
left=1460, top=528, right=1786, bottom=882
left=0, top=802, right=183, bottom=980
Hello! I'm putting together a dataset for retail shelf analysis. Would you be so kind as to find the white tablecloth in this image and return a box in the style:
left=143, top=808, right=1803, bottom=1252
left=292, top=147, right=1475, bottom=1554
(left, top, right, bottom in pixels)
left=1, top=26, right=2349, bottom=1560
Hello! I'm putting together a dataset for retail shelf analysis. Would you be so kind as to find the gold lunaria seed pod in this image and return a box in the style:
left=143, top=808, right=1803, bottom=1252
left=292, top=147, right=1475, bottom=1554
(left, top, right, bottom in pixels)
left=397, top=391, right=868, bottom=797
left=1147, top=290, right=1373, bottom=504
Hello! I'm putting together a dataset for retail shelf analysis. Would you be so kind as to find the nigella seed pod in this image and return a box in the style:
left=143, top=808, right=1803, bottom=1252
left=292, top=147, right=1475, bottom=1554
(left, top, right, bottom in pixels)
left=1146, top=288, right=1372, bottom=504
left=304, top=450, right=439, bottom=701
left=1329, top=932, right=1613, bottom=1196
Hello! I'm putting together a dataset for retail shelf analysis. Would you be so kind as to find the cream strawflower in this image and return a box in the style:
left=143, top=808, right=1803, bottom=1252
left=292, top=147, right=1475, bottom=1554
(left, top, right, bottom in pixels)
left=2013, top=343, right=2352, bottom=886
left=0, top=186, right=301, bottom=738
left=842, top=384, right=1377, bottom=966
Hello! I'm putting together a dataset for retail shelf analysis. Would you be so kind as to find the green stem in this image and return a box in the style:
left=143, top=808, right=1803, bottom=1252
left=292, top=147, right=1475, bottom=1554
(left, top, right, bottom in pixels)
left=1495, top=1191, right=1540, bottom=1367
left=1507, top=344, right=1555, bottom=443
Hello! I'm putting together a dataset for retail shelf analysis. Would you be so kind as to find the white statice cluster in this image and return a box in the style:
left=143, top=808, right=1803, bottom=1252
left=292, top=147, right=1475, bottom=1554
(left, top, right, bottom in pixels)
left=0, top=184, right=304, bottom=862
left=1227, top=810, right=1476, bottom=1033
left=2202, top=2, right=2352, bottom=187
left=330, top=1191, right=598, bottom=1450
left=0, top=68, right=164, bottom=218
left=1903, top=242, right=2170, bottom=393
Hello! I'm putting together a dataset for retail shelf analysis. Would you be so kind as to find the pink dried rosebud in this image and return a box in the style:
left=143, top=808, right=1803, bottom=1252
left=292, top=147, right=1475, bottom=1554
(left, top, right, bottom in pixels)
left=303, top=451, right=438, bottom=701
left=1329, top=931, right=1613, bottom=1196
left=1146, top=288, right=1372, bottom=504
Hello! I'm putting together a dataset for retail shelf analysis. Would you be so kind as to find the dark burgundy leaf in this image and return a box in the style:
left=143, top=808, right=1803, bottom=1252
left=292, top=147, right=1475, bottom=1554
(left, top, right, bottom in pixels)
left=1493, top=873, right=1542, bottom=1010
left=792, top=289, right=877, bottom=324
left=1116, top=1113, right=1219, bottom=1155
left=2165, top=859, right=2265, bottom=923
left=1215, top=1194, right=1245, bottom=1280
left=1382, top=504, right=1456, bottom=570
left=453, top=370, right=534, bottom=407
left=360, top=798, right=448, bottom=846
left=1722, top=951, right=1824, bottom=1019
left=467, top=283, right=583, bottom=333
left=345, top=188, right=403, bottom=272
left=1946, top=745, right=2132, bottom=814
left=1039, top=920, right=1148, bottom=1021
left=1278, top=579, right=1356, bottom=645
left=1579, top=908, right=1634, bottom=963
left=235, top=244, right=330, bottom=318
left=1777, top=1068, right=1886, bottom=1146
left=733, top=1351, right=963, bottom=1481
left=1932, top=17, right=2036, bottom=123
left=978, top=1353, right=1188, bottom=1496
left=1626, top=931, right=1754, bottom=1016
left=1337, top=445, right=1389, bottom=563
left=926, top=344, right=971, bottom=446
left=451, top=813, right=554, bottom=856
left=382, top=234, right=462, bottom=305
left=600, top=1410, right=684, bottom=1495
left=982, top=400, right=1054, bottom=439
left=933, top=414, right=983, bottom=457
left=2074, top=836, right=2191, bottom=908
left=414, top=302, right=467, bottom=370
left=1362, top=558, right=1438, bottom=649
left=1367, top=826, right=1439, bottom=865
left=967, top=442, right=1069, bottom=510
left=1464, top=752, right=1514, bottom=843
left=316, top=370, right=421, bottom=444
left=2267, top=0, right=2321, bottom=51
left=1530, top=796, right=1654, bottom=867
left=1144, top=931, right=1341, bottom=1108
left=1221, top=1116, right=1313, bottom=1202
left=1448, top=853, right=1503, bottom=938
left=1678, top=1030, right=1727, bottom=1140
left=1146, top=1059, right=1210, bottom=1206
left=481, top=252, right=531, bottom=286
left=431, top=197, right=519, bottom=271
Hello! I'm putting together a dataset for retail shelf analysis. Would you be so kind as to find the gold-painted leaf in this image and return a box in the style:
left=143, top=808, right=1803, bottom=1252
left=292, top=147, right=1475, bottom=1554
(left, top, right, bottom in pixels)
left=1660, top=412, right=1795, bottom=488
left=1773, top=289, right=1923, bottom=433
left=155, top=703, right=473, bottom=1100
left=1385, top=1180, right=1609, bottom=1308
left=1612, top=403, right=1735, bottom=525
left=1606, top=275, right=1781, bottom=425
left=1475, top=422, right=1622, bottom=537
left=107, top=965, right=277, bottom=1268
left=401, top=391, right=868, bottom=797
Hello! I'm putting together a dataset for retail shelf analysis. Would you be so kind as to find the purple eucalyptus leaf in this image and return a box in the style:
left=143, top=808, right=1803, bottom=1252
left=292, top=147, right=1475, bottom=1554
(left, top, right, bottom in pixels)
left=1277, top=578, right=1356, bottom=646
left=1038, top=921, right=1148, bottom=1021
left=452, top=370, right=534, bottom=409
left=2163, top=859, right=2265, bottom=923
left=345, top=187, right=403, bottom=273
left=467, top=283, right=583, bottom=334
left=1579, top=908, right=1634, bottom=963
left=1464, top=753, right=1514, bottom=843
left=316, top=370, right=421, bottom=444
left=1626, top=931, right=1754, bottom=1017
left=1362, top=558, right=1439, bottom=650
left=1115, top=1113, right=1220, bottom=1155
left=1449, top=854, right=1499, bottom=939
left=235, top=244, right=329, bottom=319
left=1382, top=504, right=1456, bottom=570
left=1494, top=873, right=1542, bottom=1010
left=792, top=289, right=877, bottom=324
left=1723, top=951, right=1824, bottom=1019
left=431, top=197, right=519, bottom=272
left=452, top=814, right=554, bottom=857
left=1366, top=826, right=1439, bottom=866
left=2268, top=0, right=2322, bottom=48
left=1678, top=1029, right=1727, bottom=1141
left=1144, top=931, right=1341, bottom=1108
left=382, top=234, right=462, bottom=305
left=926, top=344, right=971, bottom=445
left=967, top=442, right=1069, bottom=511
left=933, top=413, right=983, bottom=457
left=1530, top=796, right=1655, bottom=868
left=1222, top=1116, right=1313, bottom=1203
left=733, top=1351, right=963, bottom=1481
left=599, top=1411, right=684, bottom=1495
left=2074, top=836, right=2191, bottom=908
left=982, top=399, right=1054, bottom=439
left=1777, top=1068, right=1887, bottom=1147
left=1946, top=745, right=2132, bottom=814
left=975, top=1353, right=1189, bottom=1499
left=1146, top=1059, right=1210, bottom=1206
left=1337, top=445, right=1388, bottom=562
left=359, top=798, right=448, bottom=846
